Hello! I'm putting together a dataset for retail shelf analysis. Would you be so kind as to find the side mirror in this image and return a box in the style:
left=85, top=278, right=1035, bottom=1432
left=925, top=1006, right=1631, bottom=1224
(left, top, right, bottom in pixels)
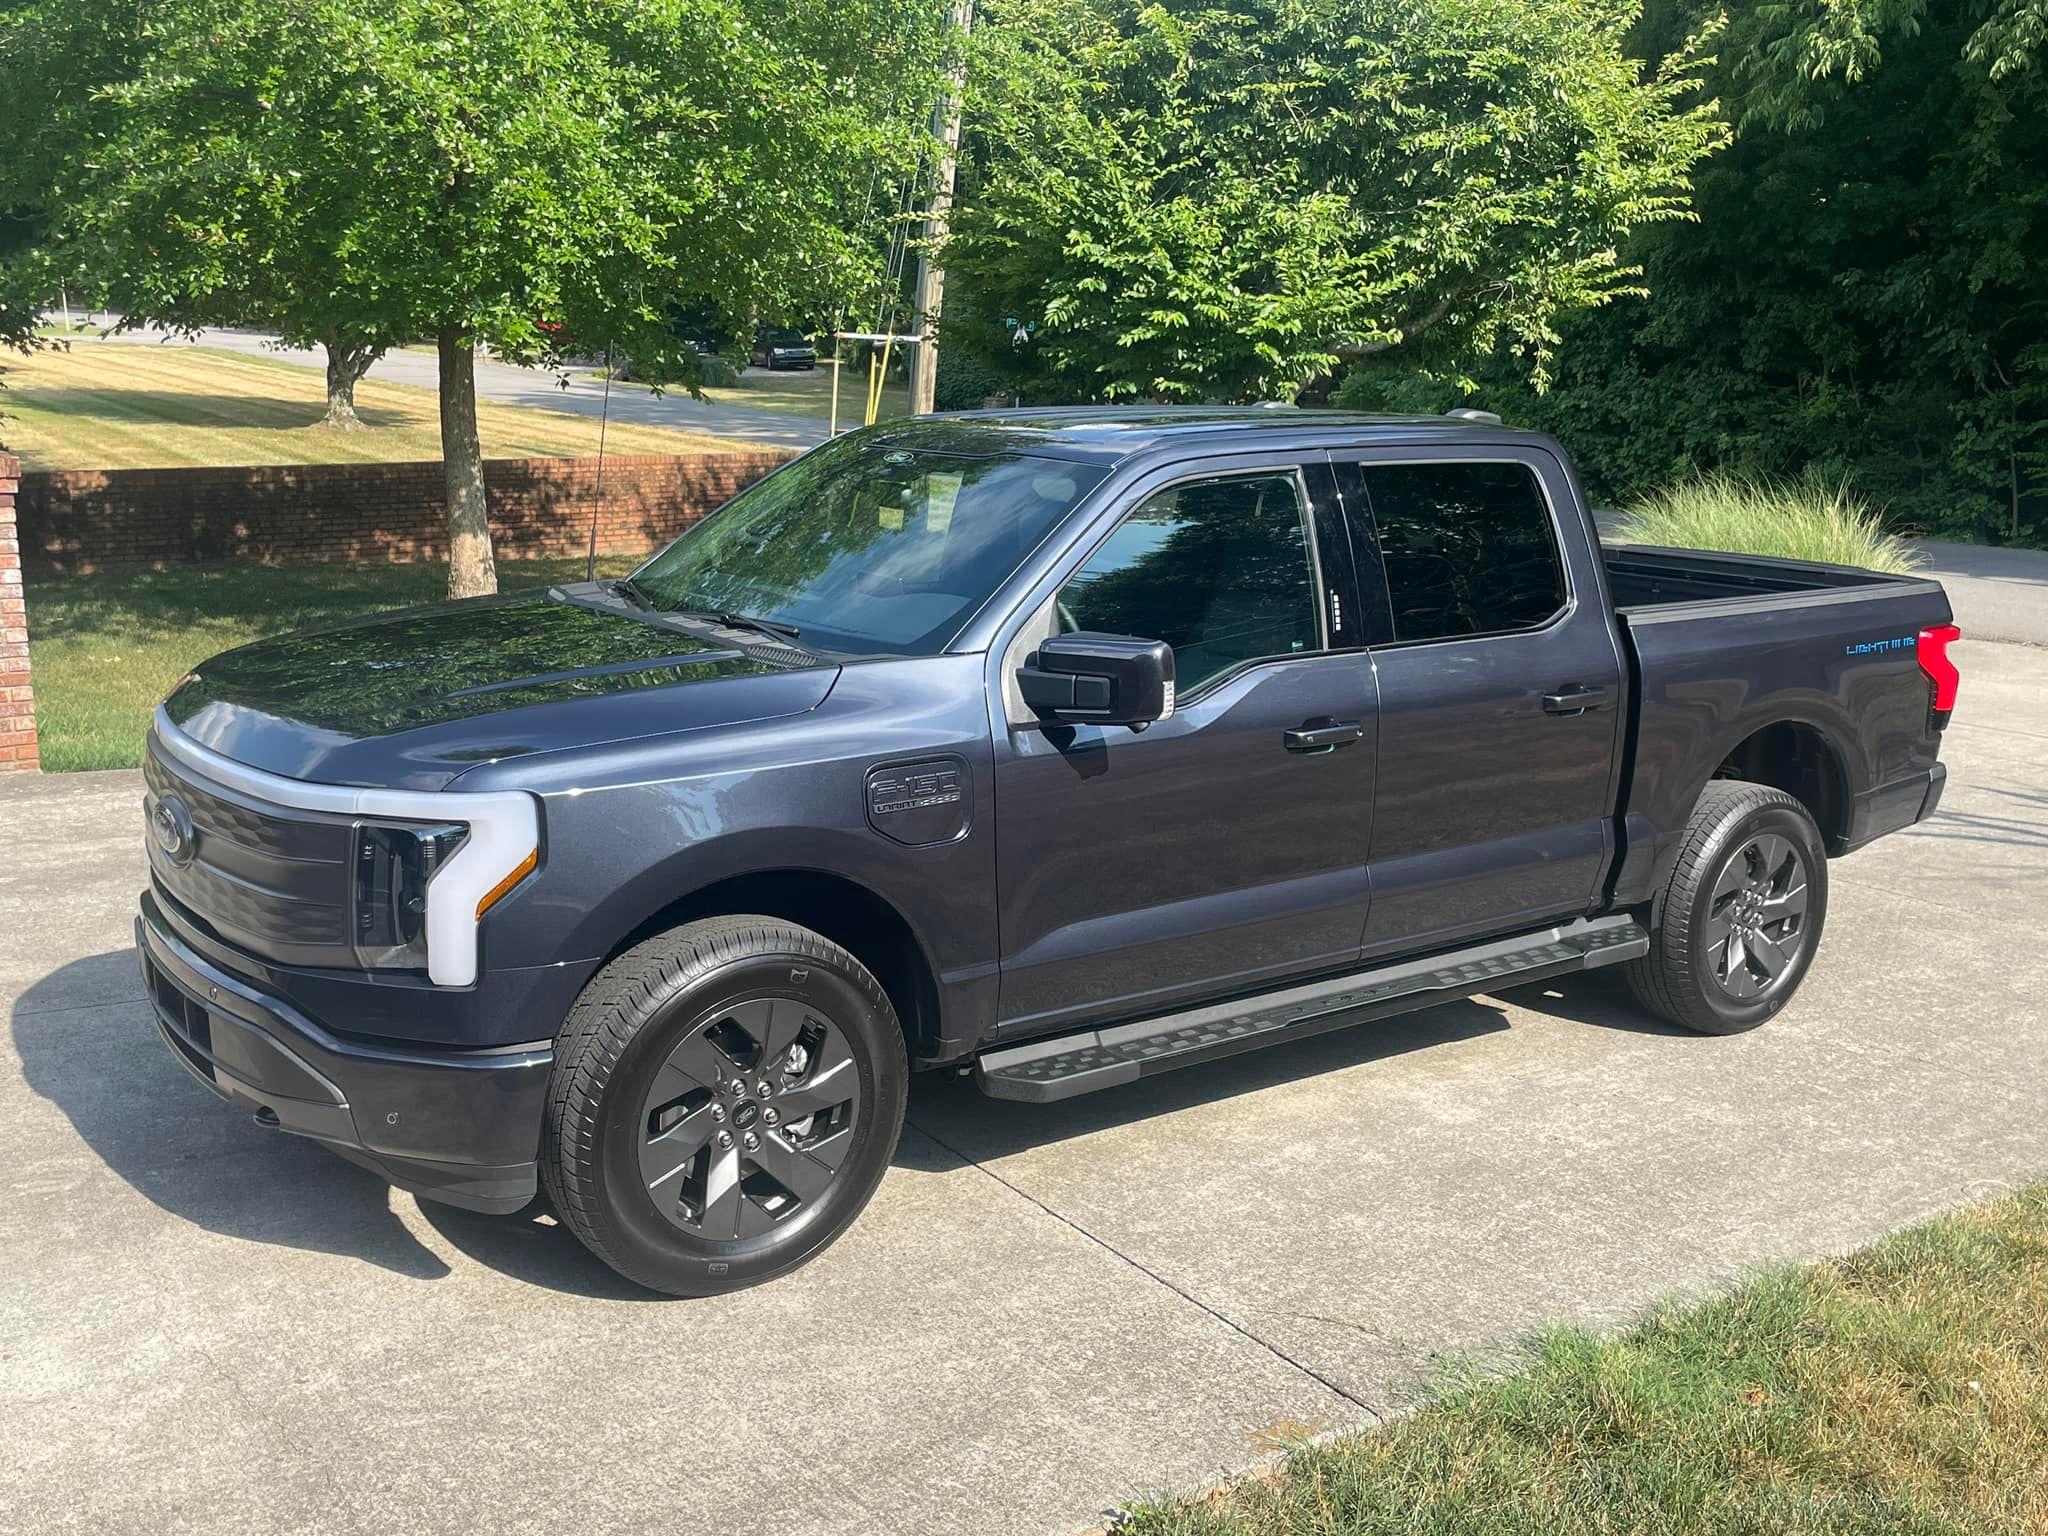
left=1018, top=632, right=1175, bottom=731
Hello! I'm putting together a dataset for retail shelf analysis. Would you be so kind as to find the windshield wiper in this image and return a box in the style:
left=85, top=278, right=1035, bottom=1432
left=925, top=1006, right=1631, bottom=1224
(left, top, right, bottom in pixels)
left=605, top=575, right=655, bottom=610
left=691, top=609, right=805, bottom=646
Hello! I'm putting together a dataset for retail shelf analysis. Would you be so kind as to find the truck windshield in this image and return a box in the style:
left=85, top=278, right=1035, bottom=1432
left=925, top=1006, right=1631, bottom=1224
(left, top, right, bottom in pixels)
left=631, top=436, right=1106, bottom=655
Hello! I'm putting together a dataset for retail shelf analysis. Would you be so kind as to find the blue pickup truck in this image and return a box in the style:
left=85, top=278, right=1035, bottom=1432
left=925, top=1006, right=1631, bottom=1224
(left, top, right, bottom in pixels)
left=136, top=409, right=1960, bottom=1294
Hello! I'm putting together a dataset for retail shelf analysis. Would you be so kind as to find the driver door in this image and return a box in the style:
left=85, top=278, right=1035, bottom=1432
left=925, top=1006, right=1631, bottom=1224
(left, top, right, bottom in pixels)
left=990, top=461, right=1379, bottom=1037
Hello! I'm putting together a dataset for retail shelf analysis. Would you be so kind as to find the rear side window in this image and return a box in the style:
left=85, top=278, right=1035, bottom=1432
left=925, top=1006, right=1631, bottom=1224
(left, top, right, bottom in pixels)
left=1057, top=472, right=1321, bottom=694
left=1362, top=462, right=1566, bottom=642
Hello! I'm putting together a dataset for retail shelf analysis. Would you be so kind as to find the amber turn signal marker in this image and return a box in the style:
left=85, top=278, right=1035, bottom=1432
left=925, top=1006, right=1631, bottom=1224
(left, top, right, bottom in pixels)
left=476, top=847, right=538, bottom=918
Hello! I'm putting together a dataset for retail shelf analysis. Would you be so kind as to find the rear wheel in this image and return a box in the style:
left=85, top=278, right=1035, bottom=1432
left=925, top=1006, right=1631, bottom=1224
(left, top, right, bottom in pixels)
left=1625, top=782, right=1828, bottom=1034
left=541, top=916, right=907, bottom=1296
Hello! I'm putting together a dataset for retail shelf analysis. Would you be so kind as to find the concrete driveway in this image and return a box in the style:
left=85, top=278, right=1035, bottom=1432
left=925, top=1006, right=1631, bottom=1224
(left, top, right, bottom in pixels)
left=4, top=639, right=2045, bottom=1536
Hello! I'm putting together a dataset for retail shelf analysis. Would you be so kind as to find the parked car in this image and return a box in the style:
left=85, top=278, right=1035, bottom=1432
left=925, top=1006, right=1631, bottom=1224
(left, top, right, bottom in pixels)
left=137, top=409, right=1959, bottom=1295
left=749, top=327, right=817, bottom=370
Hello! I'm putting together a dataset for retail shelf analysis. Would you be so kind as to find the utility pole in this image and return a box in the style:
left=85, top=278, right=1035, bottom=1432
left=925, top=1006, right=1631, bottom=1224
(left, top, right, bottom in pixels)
left=908, top=0, right=973, bottom=416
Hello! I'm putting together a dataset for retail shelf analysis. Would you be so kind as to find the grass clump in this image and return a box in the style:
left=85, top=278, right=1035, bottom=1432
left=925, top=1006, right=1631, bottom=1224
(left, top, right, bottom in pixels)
left=1613, top=473, right=1927, bottom=574
left=25, top=556, right=636, bottom=772
left=1121, top=1184, right=2048, bottom=1535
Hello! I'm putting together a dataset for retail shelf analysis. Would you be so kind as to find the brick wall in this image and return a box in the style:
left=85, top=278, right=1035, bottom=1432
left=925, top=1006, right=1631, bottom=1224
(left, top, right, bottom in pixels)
left=17, top=452, right=793, bottom=574
left=0, top=450, right=36, bottom=772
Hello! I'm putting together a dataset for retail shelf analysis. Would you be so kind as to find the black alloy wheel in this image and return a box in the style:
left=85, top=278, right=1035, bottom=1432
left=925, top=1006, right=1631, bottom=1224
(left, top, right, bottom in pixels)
left=1699, top=831, right=1813, bottom=1002
left=1625, top=781, right=1830, bottom=1034
left=638, top=996, right=860, bottom=1241
left=542, top=916, right=906, bottom=1296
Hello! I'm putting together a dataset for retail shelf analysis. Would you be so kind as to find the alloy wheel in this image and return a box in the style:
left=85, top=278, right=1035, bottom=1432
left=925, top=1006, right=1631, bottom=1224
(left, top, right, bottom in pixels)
left=637, top=997, right=860, bottom=1240
left=1703, top=832, right=1811, bottom=1001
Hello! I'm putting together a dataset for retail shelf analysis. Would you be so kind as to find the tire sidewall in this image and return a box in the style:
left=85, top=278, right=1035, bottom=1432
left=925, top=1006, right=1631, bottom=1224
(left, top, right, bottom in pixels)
left=1681, top=799, right=1829, bottom=1030
left=590, top=948, right=906, bottom=1294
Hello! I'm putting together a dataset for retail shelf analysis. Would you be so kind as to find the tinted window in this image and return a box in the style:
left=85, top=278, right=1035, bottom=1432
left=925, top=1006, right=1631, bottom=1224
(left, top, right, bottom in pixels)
left=1058, top=473, right=1320, bottom=693
left=1363, top=462, right=1566, bottom=641
left=633, top=436, right=1105, bottom=654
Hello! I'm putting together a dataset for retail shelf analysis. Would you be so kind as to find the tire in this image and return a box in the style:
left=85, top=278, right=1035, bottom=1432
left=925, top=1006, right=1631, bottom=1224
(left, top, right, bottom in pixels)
left=540, top=916, right=907, bottom=1296
left=1624, top=781, right=1829, bottom=1035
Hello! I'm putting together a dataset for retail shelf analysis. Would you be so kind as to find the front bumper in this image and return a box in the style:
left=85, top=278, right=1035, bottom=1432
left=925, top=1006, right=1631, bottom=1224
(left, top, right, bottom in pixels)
left=137, top=891, right=551, bottom=1214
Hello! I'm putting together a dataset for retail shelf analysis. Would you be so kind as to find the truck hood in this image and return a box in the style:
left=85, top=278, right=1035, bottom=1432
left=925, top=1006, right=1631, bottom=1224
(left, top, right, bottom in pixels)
left=162, top=587, right=840, bottom=789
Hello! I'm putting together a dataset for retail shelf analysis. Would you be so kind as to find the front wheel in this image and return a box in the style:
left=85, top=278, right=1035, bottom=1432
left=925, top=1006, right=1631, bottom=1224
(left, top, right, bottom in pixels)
left=540, top=916, right=907, bottom=1296
left=1625, top=782, right=1829, bottom=1034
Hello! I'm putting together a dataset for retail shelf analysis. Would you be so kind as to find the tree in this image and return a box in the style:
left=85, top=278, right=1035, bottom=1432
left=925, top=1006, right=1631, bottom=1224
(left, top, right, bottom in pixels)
left=1454, top=0, right=2048, bottom=544
left=2, top=0, right=941, bottom=593
left=940, top=0, right=1728, bottom=403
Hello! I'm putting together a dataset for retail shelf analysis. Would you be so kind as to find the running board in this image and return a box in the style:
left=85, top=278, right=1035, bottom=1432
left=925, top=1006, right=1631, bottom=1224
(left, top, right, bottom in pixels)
left=975, top=916, right=1648, bottom=1103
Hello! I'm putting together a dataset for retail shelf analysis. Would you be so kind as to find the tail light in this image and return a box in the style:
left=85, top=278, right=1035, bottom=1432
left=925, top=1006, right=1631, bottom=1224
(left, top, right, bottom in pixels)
left=1917, top=624, right=1961, bottom=729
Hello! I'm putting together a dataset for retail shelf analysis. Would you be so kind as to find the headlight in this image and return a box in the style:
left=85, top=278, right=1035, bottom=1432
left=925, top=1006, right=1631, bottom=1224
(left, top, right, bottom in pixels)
left=154, top=708, right=540, bottom=989
left=350, top=812, right=540, bottom=981
left=352, top=820, right=469, bottom=971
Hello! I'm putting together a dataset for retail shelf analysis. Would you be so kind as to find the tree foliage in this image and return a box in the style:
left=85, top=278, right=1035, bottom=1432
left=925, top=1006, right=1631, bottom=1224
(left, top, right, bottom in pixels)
left=1441, top=0, right=2048, bottom=543
left=0, top=0, right=940, bottom=587
left=942, top=0, right=1728, bottom=403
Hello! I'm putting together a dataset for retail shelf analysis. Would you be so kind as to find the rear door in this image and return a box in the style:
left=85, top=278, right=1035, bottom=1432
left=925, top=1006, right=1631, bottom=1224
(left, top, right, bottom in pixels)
left=1331, top=448, right=1625, bottom=959
left=988, top=457, right=1378, bottom=1037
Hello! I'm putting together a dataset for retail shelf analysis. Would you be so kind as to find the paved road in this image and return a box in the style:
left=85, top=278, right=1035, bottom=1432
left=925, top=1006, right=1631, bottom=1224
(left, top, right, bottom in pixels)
left=1907, top=539, right=2048, bottom=648
left=3, top=637, right=2043, bottom=1535
left=65, top=315, right=830, bottom=451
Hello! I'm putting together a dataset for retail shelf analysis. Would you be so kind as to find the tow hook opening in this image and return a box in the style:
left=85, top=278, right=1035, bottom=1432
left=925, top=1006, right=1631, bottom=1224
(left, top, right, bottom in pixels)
left=252, top=1106, right=281, bottom=1129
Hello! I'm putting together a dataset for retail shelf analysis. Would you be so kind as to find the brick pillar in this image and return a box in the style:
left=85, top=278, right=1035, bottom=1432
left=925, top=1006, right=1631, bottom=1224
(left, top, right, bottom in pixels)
left=0, top=450, right=38, bottom=772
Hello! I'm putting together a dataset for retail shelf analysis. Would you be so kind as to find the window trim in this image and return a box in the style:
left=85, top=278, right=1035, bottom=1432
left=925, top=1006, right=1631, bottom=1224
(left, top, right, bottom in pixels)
left=1047, top=464, right=1332, bottom=705
left=1336, top=452, right=1578, bottom=651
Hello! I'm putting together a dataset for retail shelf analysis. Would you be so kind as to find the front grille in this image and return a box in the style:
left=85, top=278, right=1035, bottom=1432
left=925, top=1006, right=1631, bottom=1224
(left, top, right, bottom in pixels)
left=144, top=737, right=357, bottom=968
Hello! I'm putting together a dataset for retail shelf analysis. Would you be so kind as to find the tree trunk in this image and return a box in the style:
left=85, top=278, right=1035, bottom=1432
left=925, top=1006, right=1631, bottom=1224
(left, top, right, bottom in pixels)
left=438, top=326, right=497, bottom=598
left=321, top=338, right=383, bottom=430
left=908, top=0, right=975, bottom=415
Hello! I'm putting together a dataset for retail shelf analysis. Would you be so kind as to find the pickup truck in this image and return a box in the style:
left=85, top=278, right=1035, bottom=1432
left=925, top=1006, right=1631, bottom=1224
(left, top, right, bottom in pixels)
left=136, top=408, right=1960, bottom=1295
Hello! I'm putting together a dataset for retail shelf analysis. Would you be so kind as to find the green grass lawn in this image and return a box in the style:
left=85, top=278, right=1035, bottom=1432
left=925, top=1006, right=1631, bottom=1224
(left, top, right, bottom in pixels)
left=699, top=360, right=909, bottom=425
left=25, top=557, right=636, bottom=772
left=593, top=358, right=910, bottom=426
left=2, top=342, right=754, bottom=471
left=1122, top=1184, right=2048, bottom=1534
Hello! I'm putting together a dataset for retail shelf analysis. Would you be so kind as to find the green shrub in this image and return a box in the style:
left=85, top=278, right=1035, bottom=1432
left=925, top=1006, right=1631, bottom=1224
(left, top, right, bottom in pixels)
left=933, top=346, right=1011, bottom=411
left=1612, top=474, right=1926, bottom=574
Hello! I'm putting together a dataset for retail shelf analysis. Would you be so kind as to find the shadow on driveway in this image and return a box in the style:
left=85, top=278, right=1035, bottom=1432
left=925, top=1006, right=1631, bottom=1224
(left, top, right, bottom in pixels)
left=12, top=949, right=456, bottom=1281
left=13, top=947, right=1676, bottom=1298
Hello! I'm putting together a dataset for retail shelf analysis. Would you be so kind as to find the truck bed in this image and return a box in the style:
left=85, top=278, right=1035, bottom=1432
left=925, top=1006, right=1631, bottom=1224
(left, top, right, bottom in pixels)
left=1599, top=540, right=1952, bottom=913
left=1603, top=544, right=1911, bottom=612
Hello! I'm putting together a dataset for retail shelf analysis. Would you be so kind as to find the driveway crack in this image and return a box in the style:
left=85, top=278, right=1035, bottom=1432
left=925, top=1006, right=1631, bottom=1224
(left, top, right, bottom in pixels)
left=909, top=1115, right=1379, bottom=1420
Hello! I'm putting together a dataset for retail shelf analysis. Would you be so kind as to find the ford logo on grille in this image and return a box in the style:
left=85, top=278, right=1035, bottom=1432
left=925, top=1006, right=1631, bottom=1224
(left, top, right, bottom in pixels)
left=152, top=796, right=197, bottom=867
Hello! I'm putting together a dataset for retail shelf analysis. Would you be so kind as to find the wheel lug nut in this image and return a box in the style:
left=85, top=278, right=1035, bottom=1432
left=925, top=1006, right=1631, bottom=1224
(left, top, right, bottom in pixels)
left=763, top=1108, right=779, bottom=1126
left=727, top=1078, right=747, bottom=1095
left=756, top=1080, right=773, bottom=1099
left=710, top=1103, right=726, bottom=1122
left=742, top=1130, right=760, bottom=1151
left=715, top=1130, right=733, bottom=1149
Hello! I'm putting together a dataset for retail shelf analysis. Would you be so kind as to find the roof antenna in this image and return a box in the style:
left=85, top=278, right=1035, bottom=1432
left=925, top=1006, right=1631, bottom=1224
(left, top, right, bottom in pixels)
left=584, top=339, right=616, bottom=584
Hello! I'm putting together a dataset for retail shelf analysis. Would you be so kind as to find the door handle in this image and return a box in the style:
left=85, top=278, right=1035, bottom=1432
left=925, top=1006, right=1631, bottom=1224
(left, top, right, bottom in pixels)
left=1542, top=684, right=1611, bottom=716
left=1284, top=718, right=1365, bottom=753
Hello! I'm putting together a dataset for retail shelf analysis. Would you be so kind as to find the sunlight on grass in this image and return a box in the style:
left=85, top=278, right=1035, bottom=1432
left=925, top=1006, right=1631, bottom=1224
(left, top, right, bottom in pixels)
left=1614, top=473, right=1926, bottom=574
left=1120, top=1185, right=2048, bottom=1535
left=1, top=342, right=754, bottom=470
left=25, top=557, right=636, bottom=771
left=695, top=360, right=909, bottom=425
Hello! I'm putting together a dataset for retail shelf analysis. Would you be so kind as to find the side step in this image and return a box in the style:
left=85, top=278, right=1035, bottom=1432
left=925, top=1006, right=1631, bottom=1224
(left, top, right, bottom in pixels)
left=975, top=916, right=1648, bottom=1103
